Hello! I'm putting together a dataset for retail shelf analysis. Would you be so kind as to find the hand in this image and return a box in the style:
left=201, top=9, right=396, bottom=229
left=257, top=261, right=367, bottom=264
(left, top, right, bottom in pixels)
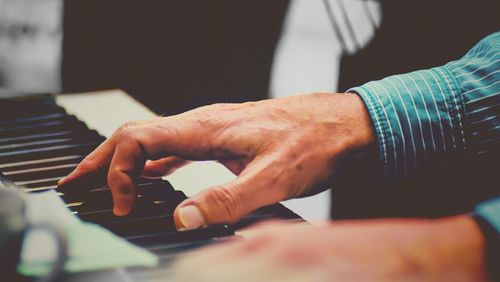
left=58, top=93, right=375, bottom=229
left=171, top=215, right=488, bottom=282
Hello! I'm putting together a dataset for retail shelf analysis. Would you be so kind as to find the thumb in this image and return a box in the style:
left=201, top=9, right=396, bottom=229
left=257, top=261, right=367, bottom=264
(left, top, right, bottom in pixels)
left=173, top=162, right=284, bottom=230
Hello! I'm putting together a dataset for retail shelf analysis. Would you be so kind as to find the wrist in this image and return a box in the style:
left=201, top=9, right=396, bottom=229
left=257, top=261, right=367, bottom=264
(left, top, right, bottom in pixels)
left=344, top=93, right=377, bottom=151
left=321, top=92, right=376, bottom=159
left=306, top=92, right=378, bottom=190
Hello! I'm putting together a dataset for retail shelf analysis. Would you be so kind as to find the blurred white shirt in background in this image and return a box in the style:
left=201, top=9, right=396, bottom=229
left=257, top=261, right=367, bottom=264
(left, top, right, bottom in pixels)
left=0, top=0, right=62, bottom=94
left=271, top=0, right=380, bottom=220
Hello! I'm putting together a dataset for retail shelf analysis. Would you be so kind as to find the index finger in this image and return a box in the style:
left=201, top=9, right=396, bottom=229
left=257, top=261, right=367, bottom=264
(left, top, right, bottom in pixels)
left=57, top=120, right=151, bottom=188
left=57, top=136, right=116, bottom=188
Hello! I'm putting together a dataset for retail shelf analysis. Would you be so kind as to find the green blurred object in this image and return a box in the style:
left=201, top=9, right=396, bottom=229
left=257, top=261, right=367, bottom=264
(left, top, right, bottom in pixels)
left=17, top=191, right=158, bottom=277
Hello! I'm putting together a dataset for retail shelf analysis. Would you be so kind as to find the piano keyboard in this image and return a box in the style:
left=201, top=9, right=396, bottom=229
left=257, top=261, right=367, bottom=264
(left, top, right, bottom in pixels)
left=0, top=94, right=302, bottom=281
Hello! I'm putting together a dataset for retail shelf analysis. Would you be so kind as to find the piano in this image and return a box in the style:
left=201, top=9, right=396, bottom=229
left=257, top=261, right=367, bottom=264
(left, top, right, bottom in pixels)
left=0, top=90, right=303, bottom=281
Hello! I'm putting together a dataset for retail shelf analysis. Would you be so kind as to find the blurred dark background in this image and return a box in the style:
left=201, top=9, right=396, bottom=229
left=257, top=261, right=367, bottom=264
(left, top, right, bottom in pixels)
left=62, top=1, right=289, bottom=115
left=60, top=0, right=500, bottom=115
left=337, top=0, right=500, bottom=92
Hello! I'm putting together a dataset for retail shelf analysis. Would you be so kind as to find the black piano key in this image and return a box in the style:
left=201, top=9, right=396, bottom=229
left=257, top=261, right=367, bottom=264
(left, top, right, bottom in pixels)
left=138, top=185, right=185, bottom=203
left=0, top=112, right=67, bottom=128
left=0, top=94, right=56, bottom=109
left=0, top=130, right=99, bottom=146
left=230, top=204, right=305, bottom=230
left=99, top=214, right=176, bottom=237
left=0, top=143, right=98, bottom=164
left=0, top=155, right=83, bottom=172
left=0, top=115, right=79, bottom=130
left=0, top=104, right=65, bottom=121
left=3, top=163, right=77, bottom=182
left=68, top=183, right=186, bottom=214
left=63, top=192, right=112, bottom=212
left=0, top=138, right=75, bottom=152
left=0, top=119, right=89, bottom=138
left=77, top=192, right=183, bottom=220
left=15, top=177, right=61, bottom=188
left=21, top=184, right=59, bottom=193
left=127, top=225, right=235, bottom=247
left=59, top=177, right=161, bottom=201
left=77, top=201, right=187, bottom=236
left=0, top=135, right=104, bottom=154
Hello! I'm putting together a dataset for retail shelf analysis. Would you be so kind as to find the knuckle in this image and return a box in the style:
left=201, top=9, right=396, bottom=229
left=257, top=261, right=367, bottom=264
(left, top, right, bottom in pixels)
left=116, top=121, right=141, bottom=138
left=116, top=125, right=141, bottom=144
left=204, top=186, right=240, bottom=223
left=119, top=126, right=136, bottom=139
left=117, top=121, right=136, bottom=132
left=107, top=169, right=131, bottom=194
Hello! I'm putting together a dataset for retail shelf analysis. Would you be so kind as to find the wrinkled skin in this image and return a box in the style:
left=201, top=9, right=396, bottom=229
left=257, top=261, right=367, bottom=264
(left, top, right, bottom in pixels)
left=59, top=93, right=375, bottom=227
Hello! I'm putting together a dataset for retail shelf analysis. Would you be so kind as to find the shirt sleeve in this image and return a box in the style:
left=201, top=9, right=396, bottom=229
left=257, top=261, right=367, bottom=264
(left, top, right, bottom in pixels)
left=348, top=32, right=500, bottom=182
left=348, top=32, right=500, bottom=229
left=474, top=197, right=500, bottom=233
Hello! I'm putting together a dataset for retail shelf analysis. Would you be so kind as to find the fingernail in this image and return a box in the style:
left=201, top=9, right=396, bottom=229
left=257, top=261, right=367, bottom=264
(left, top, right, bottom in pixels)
left=57, top=177, right=66, bottom=186
left=58, top=171, right=74, bottom=185
left=178, top=205, right=206, bottom=230
left=113, top=205, right=132, bottom=216
left=113, top=208, right=128, bottom=216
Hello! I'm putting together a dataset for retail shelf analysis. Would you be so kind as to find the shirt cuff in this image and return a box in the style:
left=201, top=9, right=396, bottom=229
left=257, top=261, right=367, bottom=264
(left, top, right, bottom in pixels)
left=474, top=197, right=500, bottom=233
left=348, top=67, right=467, bottom=182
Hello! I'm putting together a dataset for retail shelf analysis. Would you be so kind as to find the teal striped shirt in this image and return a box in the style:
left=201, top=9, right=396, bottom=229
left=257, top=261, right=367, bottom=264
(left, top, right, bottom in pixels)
left=349, top=32, right=500, bottom=231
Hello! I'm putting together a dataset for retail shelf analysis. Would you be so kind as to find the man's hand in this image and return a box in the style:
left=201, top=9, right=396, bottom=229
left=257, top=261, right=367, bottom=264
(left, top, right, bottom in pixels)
left=58, top=93, right=375, bottom=229
left=171, top=215, right=488, bottom=282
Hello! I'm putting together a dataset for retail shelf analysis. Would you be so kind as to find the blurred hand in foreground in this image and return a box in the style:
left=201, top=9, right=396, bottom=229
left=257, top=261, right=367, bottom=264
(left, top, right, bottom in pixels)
left=58, top=93, right=375, bottom=229
left=171, top=216, right=487, bottom=282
